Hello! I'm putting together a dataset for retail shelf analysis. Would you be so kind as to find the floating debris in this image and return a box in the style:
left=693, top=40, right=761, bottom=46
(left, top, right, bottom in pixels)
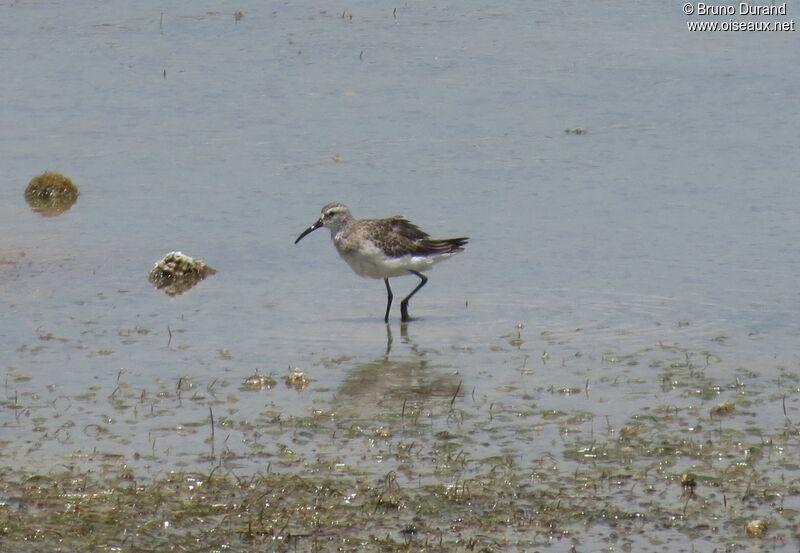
left=373, top=426, right=392, bottom=438
left=284, top=367, right=310, bottom=390
left=745, top=519, right=768, bottom=537
left=24, top=171, right=79, bottom=216
left=681, top=472, right=697, bottom=494
left=564, top=127, right=587, bottom=135
left=618, top=424, right=641, bottom=440
left=709, top=399, right=735, bottom=417
left=240, top=371, right=277, bottom=391
left=148, top=251, right=216, bottom=296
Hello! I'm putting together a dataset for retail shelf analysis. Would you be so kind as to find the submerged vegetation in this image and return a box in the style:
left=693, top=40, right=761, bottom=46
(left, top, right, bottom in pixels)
left=2, top=335, right=800, bottom=551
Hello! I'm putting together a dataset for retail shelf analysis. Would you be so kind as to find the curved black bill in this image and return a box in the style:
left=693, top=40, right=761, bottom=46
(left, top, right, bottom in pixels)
left=294, top=219, right=323, bottom=244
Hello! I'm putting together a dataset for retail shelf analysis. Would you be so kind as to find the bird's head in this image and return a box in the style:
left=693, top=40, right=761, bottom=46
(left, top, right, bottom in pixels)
left=295, top=202, right=352, bottom=243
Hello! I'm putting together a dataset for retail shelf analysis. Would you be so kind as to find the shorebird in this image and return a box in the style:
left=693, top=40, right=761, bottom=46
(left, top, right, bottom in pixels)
left=295, top=202, right=468, bottom=322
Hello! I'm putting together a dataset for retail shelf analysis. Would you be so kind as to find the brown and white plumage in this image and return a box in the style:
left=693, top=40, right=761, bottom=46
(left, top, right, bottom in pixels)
left=295, top=202, right=468, bottom=322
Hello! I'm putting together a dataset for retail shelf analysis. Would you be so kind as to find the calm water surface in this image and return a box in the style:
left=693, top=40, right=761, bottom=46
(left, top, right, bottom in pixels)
left=1, top=1, right=799, bottom=548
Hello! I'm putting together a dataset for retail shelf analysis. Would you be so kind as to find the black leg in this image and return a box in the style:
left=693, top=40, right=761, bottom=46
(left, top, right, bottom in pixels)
left=383, top=278, right=393, bottom=323
left=400, top=271, right=427, bottom=322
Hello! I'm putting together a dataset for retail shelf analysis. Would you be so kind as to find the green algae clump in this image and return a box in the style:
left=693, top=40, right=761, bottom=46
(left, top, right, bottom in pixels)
left=25, top=171, right=79, bottom=216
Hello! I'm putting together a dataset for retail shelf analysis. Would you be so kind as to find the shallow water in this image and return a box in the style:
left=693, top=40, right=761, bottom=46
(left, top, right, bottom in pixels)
left=2, top=1, right=799, bottom=550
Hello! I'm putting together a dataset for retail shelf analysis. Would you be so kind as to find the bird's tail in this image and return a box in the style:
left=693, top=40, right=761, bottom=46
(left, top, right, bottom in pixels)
left=425, top=236, right=468, bottom=254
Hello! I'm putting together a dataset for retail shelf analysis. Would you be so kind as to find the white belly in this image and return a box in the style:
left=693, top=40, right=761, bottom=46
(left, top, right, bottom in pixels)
left=335, top=240, right=451, bottom=279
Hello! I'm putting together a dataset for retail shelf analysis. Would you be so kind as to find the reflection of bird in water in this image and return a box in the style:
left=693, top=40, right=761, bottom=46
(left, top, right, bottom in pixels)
left=383, top=321, right=410, bottom=356
left=295, top=202, right=468, bottom=322
left=331, top=323, right=461, bottom=419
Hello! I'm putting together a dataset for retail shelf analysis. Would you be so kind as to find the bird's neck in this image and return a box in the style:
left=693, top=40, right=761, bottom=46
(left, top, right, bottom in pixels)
left=327, top=219, right=351, bottom=238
